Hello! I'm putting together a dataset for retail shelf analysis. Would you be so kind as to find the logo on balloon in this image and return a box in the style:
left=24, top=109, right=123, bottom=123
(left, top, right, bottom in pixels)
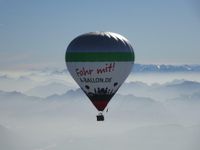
left=75, top=63, right=115, bottom=83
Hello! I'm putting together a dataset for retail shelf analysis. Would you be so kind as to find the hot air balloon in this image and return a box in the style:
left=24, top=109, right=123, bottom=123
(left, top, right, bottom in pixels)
left=65, top=32, right=135, bottom=121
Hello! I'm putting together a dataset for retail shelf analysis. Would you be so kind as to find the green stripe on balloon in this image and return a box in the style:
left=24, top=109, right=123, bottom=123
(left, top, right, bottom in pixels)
left=65, top=52, right=135, bottom=62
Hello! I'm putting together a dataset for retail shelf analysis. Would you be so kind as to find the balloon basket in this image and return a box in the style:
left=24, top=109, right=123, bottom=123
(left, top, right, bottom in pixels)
left=96, top=113, right=104, bottom=121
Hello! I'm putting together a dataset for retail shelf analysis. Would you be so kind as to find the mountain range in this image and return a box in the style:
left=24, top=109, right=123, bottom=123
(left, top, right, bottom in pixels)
left=27, top=64, right=200, bottom=75
left=132, top=64, right=200, bottom=73
left=0, top=67, right=200, bottom=150
left=1, top=80, right=200, bottom=150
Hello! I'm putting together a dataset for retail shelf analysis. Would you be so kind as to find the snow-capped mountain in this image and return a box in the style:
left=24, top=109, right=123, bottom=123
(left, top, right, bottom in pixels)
left=27, top=64, right=200, bottom=75
left=133, top=64, right=200, bottom=73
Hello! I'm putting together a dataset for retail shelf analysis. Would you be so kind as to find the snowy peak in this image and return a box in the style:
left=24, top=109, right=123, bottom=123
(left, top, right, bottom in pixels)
left=133, top=64, right=200, bottom=73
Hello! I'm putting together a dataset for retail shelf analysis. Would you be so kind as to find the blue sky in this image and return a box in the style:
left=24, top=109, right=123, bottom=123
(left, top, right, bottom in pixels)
left=0, top=0, right=200, bottom=70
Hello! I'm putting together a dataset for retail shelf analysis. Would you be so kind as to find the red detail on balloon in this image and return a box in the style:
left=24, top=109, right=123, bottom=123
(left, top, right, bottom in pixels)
left=91, top=100, right=109, bottom=111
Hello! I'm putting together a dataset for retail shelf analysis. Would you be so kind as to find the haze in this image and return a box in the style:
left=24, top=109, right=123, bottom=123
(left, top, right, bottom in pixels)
left=0, top=68, right=200, bottom=150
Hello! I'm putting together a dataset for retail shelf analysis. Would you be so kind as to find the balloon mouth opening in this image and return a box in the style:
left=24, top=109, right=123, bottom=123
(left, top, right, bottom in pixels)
left=91, top=99, right=110, bottom=111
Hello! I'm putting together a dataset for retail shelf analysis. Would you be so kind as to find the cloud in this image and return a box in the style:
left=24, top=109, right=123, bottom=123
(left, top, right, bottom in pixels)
left=1, top=70, right=200, bottom=149
left=0, top=80, right=200, bottom=150
left=25, top=82, right=73, bottom=98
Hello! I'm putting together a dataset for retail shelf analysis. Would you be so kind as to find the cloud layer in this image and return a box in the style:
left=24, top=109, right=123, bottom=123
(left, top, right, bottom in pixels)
left=0, top=70, right=200, bottom=150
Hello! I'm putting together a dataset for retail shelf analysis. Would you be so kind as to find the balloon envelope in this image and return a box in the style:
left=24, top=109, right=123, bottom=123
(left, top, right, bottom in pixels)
left=66, top=32, right=135, bottom=111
